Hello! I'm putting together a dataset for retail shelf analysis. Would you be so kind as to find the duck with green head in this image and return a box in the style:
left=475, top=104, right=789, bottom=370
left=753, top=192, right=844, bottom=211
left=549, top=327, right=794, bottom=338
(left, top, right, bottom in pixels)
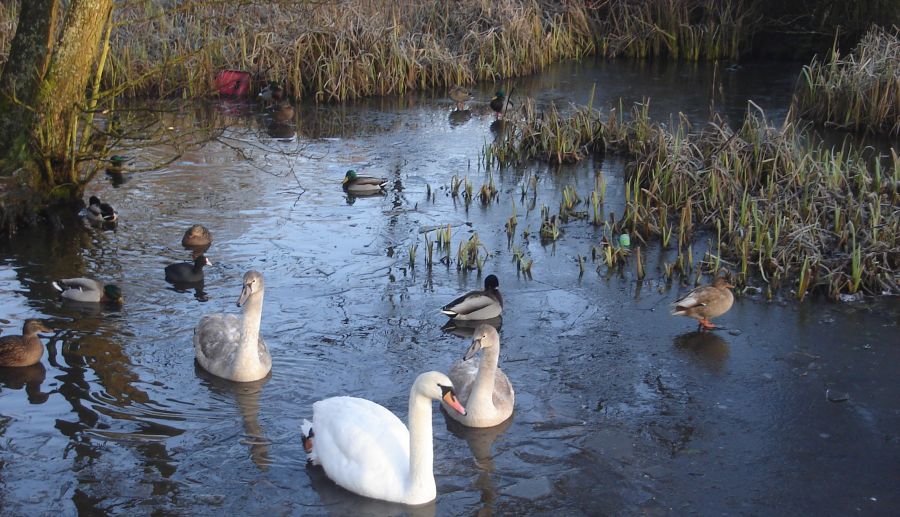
left=53, top=278, right=123, bottom=304
left=489, top=90, right=506, bottom=118
left=342, top=170, right=388, bottom=195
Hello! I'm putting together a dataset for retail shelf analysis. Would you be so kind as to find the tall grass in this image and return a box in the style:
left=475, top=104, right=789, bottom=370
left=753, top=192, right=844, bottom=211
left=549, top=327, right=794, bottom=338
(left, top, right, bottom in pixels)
left=793, top=25, right=900, bottom=135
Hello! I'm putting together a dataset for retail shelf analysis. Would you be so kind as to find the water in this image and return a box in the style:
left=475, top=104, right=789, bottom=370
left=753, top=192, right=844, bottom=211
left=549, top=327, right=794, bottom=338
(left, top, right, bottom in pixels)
left=1, top=57, right=898, bottom=516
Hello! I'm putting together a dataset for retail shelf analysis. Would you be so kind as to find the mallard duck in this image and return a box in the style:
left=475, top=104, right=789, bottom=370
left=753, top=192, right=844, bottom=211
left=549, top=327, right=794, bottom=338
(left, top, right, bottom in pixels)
left=489, top=90, right=506, bottom=118
left=53, top=278, right=123, bottom=304
left=194, top=270, right=271, bottom=382
left=300, top=371, right=466, bottom=505
left=671, top=276, right=735, bottom=330
left=182, top=224, right=213, bottom=247
left=259, top=82, right=294, bottom=123
left=106, top=155, right=127, bottom=176
left=342, top=170, right=387, bottom=195
left=165, top=255, right=212, bottom=284
left=85, top=195, right=117, bottom=223
left=0, top=320, right=52, bottom=367
left=449, top=86, right=472, bottom=110
left=443, top=324, right=514, bottom=428
left=441, top=274, right=503, bottom=321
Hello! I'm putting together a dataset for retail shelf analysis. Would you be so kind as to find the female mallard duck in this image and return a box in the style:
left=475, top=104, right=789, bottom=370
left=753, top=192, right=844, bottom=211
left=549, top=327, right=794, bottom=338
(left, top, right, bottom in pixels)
left=165, top=255, right=212, bottom=284
left=342, top=170, right=387, bottom=195
left=672, top=276, right=735, bottom=330
left=443, top=324, right=514, bottom=428
left=441, top=274, right=503, bottom=321
left=0, top=320, right=52, bottom=367
left=53, top=278, right=123, bottom=304
left=182, top=224, right=213, bottom=247
left=85, top=195, right=117, bottom=223
left=300, top=371, right=466, bottom=505
left=259, top=82, right=294, bottom=123
left=489, top=90, right=506, bottom=118
left=449, top=86, right=472, bottom=110
left=194, top=270, right=271, bottom=382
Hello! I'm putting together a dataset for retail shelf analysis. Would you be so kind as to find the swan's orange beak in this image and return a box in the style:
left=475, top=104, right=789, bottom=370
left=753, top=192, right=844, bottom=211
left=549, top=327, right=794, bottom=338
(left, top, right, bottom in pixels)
left=443, top=389, right=466, bottom=416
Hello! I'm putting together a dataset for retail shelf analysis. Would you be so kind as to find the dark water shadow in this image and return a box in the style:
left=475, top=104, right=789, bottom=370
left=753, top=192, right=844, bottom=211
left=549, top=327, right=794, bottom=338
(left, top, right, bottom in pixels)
left=448, top=110, right=472, bottom=127
left=165, top=280, right=209, bottom=302
left=0, top=363, right=53, bottom=404
left=440, top=317, right=503, bottom=340
left=673, top=331, right=731, bottom=374
left=442, top=414, right=513, bottom=514
left=304, top=462, right=437, bottom=517
left=106, top=170, right=129, bottom=187
left=194, top=363, right=272, bottom=471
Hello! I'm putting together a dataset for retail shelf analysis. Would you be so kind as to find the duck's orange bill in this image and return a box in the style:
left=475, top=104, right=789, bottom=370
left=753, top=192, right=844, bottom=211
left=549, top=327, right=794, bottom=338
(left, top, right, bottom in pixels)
left=443, top=391, right=466, bottom=415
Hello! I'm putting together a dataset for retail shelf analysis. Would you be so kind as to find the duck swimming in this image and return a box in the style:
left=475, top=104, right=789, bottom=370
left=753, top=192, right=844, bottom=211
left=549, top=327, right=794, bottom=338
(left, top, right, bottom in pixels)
left=342, top=170, right=387, bottom=195
left=85, top=195, right=117, bottom=223
left=53, top=278, right=123, bottom=304
left=0, top=320, right=52, bottom=367
left=165, top=255, right=212, bottom=284
left=182, top=224, right=213, bottom=247
left=441, top=274, right=503, bottom=321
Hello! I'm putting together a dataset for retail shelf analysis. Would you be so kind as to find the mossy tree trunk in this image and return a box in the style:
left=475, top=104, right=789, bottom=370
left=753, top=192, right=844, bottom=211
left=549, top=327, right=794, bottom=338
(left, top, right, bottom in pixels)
left=0, top=0, right=113, bottom=216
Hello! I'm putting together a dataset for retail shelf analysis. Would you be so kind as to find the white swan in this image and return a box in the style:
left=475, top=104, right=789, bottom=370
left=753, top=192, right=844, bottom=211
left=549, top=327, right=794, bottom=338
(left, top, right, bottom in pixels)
left=442, top=324, right=514, bottom=428
left=300, top=371, right=467, bottom=505
left=193, top=270, right=271, bottom=382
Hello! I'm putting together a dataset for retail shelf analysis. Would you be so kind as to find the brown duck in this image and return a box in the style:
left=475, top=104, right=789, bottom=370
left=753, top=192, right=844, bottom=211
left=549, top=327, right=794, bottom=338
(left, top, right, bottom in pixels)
left=671, top=277, right=734, bottom=330
left=0, top=320, right=52, bottom=367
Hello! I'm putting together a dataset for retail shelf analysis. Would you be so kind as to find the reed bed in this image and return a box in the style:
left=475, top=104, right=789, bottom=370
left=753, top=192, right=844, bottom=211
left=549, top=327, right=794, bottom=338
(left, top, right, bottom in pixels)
left=793, top=25, right=900, bottom=135
left=0, top=1, right=761, bottom=102
left=490, top=97, right=899, bottom=298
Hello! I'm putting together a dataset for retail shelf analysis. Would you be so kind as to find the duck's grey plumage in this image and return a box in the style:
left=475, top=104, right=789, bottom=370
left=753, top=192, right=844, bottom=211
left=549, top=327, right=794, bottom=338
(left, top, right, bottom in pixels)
left=53, top=278, right=122, bottom=304
left=342, top=170, right=387, bottom=195
left=441, top=274, right=503, bottom=321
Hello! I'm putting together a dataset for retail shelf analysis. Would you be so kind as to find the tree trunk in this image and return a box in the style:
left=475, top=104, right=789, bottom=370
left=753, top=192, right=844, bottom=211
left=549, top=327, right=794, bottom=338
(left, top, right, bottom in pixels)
left=0, top=0, right=113, bottom=227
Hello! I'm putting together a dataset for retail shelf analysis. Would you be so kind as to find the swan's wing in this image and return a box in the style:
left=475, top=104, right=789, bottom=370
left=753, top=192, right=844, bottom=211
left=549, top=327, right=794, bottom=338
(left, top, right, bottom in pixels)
left=193, top=314, right=241, bottom=366
left=441, top=292, right=494, bottom=316
left=311, top=396, right=410, bottom=501
left=492, top=368, right=515, bottom=413
left=256, top=336, right=272, bottom=370
left=447, top=359, right=478, bottom=405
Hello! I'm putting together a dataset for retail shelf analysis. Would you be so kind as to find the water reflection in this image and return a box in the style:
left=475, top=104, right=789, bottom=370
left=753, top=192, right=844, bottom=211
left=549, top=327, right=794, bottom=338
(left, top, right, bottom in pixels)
left=448, top=109, right=472, bottom=127
left=165, top=280, right=209, bottom=302
left=440, top=317, right=503, bottom=340
left=443, top=415, right=513, bottom=516
left=0, top=363, right=52, bottom=403
left=305, top=463, right=437, bottom=517
left=195, top=365, right=272, bottom=471
left=672, top=331, right=730, bottom=374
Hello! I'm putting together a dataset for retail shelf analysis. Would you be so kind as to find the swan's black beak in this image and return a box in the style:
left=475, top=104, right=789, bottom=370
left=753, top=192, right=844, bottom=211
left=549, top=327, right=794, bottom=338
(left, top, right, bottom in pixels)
left=237, top=284, right=251, bottom=307
left=464, top=338, right=483, bottom=361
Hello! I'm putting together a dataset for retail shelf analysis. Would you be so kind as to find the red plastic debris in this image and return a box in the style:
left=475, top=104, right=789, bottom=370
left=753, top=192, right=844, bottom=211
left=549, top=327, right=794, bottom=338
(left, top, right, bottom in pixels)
left=214, top=70, right=252, bottom=97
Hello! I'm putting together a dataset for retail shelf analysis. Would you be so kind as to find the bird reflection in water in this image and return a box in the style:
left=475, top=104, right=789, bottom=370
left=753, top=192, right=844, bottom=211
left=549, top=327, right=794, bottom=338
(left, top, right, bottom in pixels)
left=443, top=413, right=513, bottom=516
left=305, top=463, right=437, bottom=517
left=194, top=364, right=272, bottom=471
left=448, top=109, right=472, bottom=127
left=166, top=279, right=209, bottom=302
left=440, top=317, right=502, bottom=340
left=673, top=331, right=731, bottom=374
left=0, top=362, right=52, bottom=404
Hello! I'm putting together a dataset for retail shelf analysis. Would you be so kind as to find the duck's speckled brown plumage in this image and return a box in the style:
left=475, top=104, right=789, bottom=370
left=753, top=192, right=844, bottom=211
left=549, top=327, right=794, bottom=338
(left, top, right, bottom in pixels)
left=182, top=224, right=213, bottom=247
left=0, top=320, right=51, bottom=367
left=672, top=276, right=735, bottom=330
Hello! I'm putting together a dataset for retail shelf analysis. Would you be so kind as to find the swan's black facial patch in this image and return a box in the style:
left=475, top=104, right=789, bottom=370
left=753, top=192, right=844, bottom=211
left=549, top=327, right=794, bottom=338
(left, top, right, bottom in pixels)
left=439, top=384, right=452, bottom=396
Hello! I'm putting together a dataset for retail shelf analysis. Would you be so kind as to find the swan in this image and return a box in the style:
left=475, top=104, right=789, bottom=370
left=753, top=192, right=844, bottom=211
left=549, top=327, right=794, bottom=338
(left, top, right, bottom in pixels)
left=440, top=274, right=503, bottom=320
left=53, top=278, right=123, bottom=304
left=193, top=270, right=271, bottom=382
left=443, top=324, right=514, bottom=428
left=300, top=371, right=467, bottom=505
left=672, top=276, right=735, bottom=330
left=165, top=255, right=212, bottom=284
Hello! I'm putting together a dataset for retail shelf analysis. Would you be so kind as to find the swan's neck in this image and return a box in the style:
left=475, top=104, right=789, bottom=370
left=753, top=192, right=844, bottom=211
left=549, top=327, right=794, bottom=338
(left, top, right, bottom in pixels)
left=469, top=345, right=500, bottom=414
left=407, top=389, right=435, bottom=498
left=237, top=292, right=264, bottom=369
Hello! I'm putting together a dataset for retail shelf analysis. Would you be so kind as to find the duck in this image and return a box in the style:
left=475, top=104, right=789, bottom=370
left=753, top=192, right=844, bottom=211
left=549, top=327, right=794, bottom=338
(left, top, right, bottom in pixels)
left=449, top=86, right=472, bottom=110
left=342, top=170, right=387, bottom=195
left=182, top=224, right=213, bottom=247
left=165, top=255, right=212, bottom=284
left=85, top=195, right=117, bottom=223
left=443, top=324, right=514, bottom=428
left=259, top=82, right=294, bottom=123
left=0, top=320, right=52, bottom=367
left=489, top=90, right=506, bottom=118
left=441, top=274, right=503, bottom=321
left=671, top=276, right=735, bottom=330
left=300, top=371, right=466, bottom=505
left=106, top=155, right=127, bottom=176
left=53, top=278, right=123, bottom=304
left=194, top=270, right=271, bottom=382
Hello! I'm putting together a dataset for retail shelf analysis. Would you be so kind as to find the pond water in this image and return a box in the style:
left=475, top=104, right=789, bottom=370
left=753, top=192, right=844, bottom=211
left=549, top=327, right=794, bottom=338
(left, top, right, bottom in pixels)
left=1, top=57, right=898, bottom=516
